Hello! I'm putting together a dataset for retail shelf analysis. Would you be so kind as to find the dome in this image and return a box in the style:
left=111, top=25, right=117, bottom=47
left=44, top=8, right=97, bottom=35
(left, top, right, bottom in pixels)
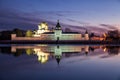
left=38, top=22, right=48, bottom=30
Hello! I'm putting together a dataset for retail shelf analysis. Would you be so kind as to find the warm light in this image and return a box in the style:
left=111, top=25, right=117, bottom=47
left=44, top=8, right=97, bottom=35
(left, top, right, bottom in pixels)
left=33, top=34, right=41, bottom=37
left=100, top=38, right=104, bottom=41
left=33, top=22, right=50, bottom=37
left=103, top=33, right=107, bottom=37
left=38, top=55, right=49, bottom=63
left=103, top=48, right=107, bottom=52
left=38, top=22, right=48, bottom=30
left=33, top=48, right=50, bottom=63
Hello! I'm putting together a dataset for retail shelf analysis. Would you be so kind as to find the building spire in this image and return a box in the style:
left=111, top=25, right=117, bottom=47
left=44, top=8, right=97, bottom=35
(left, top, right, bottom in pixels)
left=55, top=55, right=61, bottom=65
left=55, top=20, right=61, bottom=30
left=57, top=19, right=59, bottom=23
left=85, top=29, right=88, bottom=34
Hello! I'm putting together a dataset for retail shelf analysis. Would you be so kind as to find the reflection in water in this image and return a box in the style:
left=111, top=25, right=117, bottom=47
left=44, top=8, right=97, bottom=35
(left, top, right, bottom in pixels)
left=102, top=46, right=120, bottom=55
left=11, top=45, right=90, bottom=64
left=33, top=48, right=49, bottom=63
left=1, top=45, right=120, bottom=80
left=0, top=45, right=120, bottom=64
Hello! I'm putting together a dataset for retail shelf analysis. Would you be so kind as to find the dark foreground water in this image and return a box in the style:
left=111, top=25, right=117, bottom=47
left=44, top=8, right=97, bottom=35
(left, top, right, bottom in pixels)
left=0, top=44, right=120, bottom=80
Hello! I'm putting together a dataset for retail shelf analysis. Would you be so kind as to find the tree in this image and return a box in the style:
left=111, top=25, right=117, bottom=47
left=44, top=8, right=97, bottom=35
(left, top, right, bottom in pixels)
left=90, top=32, right=94, bottom=37
left=12, top=28, right=23, bottom=37
left=26, top=30, right=33, bottom=37
left=26, top=48, right=33, bottom=55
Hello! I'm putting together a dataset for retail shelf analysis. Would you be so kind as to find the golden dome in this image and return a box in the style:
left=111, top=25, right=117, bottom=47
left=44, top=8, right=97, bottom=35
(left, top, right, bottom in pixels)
left=38, top=22, right=48, bottom=30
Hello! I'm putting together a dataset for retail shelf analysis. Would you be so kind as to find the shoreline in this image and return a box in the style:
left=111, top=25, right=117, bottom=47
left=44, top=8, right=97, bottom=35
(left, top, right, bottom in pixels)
left=0, top=40, right=120, bottom=44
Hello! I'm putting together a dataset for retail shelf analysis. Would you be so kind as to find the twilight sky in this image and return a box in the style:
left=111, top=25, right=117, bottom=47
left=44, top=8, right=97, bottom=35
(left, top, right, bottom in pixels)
left=0, top=0, right=120, bottom=33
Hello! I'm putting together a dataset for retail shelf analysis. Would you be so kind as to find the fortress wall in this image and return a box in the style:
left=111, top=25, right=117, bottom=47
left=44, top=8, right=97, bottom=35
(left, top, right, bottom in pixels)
left=11, top=34, right=56, bottom=40
left=12, top=37, right=42, bottom=40
left=60, top=34, right=82, bottom=40
left=11, top=34, right=44, bottom=40
left=40, top=34, right=55, bottom=40
left=11, top=33, right=89, bottom=40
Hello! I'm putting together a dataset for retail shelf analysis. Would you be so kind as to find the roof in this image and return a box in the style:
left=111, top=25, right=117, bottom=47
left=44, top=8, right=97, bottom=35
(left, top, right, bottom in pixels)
left=43, top=32, right=54, bottom=34
left=62, top=32, right=80, bottom=34
left=43, top=32, right=80, bottom=34
left=55, top=20, right=61, bottom=30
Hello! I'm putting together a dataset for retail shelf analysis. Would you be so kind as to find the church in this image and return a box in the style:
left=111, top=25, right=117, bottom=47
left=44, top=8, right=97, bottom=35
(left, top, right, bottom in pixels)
left=11, top=20, right=89, bottom=41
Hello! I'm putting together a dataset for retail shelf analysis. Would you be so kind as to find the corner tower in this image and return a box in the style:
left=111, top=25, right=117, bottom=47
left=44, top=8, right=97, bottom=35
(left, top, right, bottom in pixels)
left=85, top=30, right=89, bottom=40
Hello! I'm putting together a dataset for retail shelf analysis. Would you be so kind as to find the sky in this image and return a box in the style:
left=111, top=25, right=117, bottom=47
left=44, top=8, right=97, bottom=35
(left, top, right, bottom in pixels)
left=0, top=0, right=120, bottom=33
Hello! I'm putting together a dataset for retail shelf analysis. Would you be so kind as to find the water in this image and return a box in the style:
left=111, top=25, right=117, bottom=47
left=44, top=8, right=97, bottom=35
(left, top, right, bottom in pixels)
left=0, top=44, right=120, bottom=80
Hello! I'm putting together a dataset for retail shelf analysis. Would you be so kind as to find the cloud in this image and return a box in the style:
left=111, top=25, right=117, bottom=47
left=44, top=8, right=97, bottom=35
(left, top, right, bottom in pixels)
left=60, top=23, right=108, bottom=34
left=0, top=9, right=40, bottom=24
left=0, top=9, right=56, bottom=30
left=66, top=18, right=90, bottom=25
left=55, top=13, right=64, bottom=17
left=0, top=8, right=111, bottom=34
left=100, top=24, right=117, bottom=30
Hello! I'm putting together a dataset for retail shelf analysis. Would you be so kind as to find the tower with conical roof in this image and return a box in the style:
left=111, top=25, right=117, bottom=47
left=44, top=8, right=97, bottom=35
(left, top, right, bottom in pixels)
left=85, top=30, right=89, bottom=40
left=55, top=20, right=61, bottom=30
left=85, top=30, right=88, bottom=34
left=54, top=20, right=62, bottom=40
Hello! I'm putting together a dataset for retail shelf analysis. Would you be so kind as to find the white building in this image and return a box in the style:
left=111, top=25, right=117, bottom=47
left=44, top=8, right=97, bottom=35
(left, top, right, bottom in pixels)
left=33, top=20, right=89, bottom=40
left=11, top=21, right=89, bottom=41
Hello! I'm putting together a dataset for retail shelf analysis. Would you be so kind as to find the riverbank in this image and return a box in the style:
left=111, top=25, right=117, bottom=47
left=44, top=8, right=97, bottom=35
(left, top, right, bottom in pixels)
left=0, top=40, right=120, bottom=44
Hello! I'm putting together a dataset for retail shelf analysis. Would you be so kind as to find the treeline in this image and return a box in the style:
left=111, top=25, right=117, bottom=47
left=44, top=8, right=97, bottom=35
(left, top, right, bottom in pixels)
left=0, top=28, right=26, bottom=40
